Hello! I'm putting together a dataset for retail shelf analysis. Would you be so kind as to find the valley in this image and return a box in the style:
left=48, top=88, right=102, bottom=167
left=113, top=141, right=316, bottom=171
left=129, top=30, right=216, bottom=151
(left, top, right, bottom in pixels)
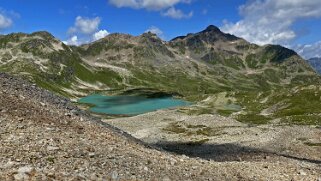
left=1, top=25, right=321, bottom=180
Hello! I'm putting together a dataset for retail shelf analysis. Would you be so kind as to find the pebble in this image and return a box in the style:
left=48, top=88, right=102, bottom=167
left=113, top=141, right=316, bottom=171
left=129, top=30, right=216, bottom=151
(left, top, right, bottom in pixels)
left=144, top=166, right=149, bottom=171
left=18, top=166, right=34, bottom=173
left=111, top=171, right=118, bottom=180
left=47, top=146, right=60, bottom=151
left=298, top=170, right=307, bottom=176
left=0, top=161, right=16, bottom=169
left=170, top=160, right=176, bottom=166
left=88, top=152, right=96, bottom=158
left=64, top=113, right=72, bottom=117
left=46, top=127, right=55, bottom=131
left=163, top=176, right=171, bottom=181
left=14, top=173, right=29, bottom=180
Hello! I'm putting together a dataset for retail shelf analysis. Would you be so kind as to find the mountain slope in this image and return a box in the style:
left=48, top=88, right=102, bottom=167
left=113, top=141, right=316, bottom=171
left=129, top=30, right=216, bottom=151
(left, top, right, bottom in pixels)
left=0, top=32, right=116, bottom=97
left=0, top=25, right=321, bottom=124
left=0, top=26, right=318, bottom=97
left=75, top=25, right=319, bottom=94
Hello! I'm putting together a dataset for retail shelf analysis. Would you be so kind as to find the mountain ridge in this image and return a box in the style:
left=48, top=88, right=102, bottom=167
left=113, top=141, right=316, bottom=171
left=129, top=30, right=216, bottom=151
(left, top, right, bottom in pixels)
left=0, top=25, right=318, bottom=93
left=1, top=25, right=321, bottom=124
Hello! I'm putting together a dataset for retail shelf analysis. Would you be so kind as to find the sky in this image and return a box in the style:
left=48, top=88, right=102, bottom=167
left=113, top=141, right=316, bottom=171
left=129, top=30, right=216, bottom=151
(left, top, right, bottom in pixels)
left=0, top=0, right=321, bottom=59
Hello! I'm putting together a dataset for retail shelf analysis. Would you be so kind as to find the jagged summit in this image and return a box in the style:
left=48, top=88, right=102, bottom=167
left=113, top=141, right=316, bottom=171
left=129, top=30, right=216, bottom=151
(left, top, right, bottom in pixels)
left=197, top=25, right=239, bottom=42
left=142, top=31, right=158, bottom=36
left=170, top=25, right=240, bottom=44
left=170, top=25, right=222, bottom=42
left=203, top=25, right=221, bottom=33
left=140, top=31, right=162, bottom=40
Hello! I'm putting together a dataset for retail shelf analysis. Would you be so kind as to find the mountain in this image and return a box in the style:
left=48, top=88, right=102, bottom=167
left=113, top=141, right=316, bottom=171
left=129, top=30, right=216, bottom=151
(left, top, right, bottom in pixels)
left=307, top=57, right=321, bottom=74
left=1, top=25, right=321, bottom=125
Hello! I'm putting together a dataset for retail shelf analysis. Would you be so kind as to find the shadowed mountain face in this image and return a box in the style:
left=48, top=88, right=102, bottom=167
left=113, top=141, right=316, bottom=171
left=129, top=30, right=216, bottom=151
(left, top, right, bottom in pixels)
left=307, top=57, right=321, bottom=74
left=1, top=25, right=321, bottom=124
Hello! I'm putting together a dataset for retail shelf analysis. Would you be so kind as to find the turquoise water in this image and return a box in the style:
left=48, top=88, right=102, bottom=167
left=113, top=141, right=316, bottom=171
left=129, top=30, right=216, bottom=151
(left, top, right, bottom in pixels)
left=78, top=94, right=191, bottom=115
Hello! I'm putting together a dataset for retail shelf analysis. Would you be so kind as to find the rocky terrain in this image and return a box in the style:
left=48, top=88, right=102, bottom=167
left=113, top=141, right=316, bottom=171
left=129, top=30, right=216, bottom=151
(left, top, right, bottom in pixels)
left=106, top=109, right=321, bottom=162
left=1, top=73, right=321, bottom=180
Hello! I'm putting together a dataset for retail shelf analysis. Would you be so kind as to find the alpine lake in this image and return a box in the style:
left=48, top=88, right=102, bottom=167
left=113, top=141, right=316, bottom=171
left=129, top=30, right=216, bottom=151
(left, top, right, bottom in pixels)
left=78, top=92, right=191, bottom=116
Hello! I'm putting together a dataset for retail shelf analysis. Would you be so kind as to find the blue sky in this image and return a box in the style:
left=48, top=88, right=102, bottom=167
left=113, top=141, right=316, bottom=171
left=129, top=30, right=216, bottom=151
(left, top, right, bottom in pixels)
left=1, top=0, right=321, bottom=58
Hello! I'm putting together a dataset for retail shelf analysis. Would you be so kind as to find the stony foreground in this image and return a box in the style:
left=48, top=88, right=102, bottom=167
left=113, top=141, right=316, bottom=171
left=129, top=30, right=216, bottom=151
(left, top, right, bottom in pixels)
left=0, top=73, right=321, bottom=180
left=106, top=110, right=321, bottom=163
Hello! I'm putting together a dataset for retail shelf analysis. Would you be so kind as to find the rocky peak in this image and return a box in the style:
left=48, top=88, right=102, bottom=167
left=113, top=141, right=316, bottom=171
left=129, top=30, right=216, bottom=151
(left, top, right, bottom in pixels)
left=202, top=25, right=221, bottom=33
left=198, top=25, right=239, bottom=42
left=30, top=31, right=55, bottom=39
left=170, top=25, right=240, bottom=45
left=139, top=32, right=164, bottom=45
left=140, top=32, right=161, bottom=40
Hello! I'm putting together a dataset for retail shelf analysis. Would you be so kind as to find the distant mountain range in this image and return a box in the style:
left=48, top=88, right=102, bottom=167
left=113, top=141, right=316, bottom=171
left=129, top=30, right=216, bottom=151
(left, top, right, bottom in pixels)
left=1, top=25, right=321, bottom=124
left=307, top=57, right=321, bottom=74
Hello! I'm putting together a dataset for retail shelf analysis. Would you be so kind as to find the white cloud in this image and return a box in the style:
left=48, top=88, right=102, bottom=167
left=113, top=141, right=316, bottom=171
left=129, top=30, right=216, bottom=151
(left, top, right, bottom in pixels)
left=0, top=13, right=12, bottom=30
left=293, top=41, right=321, bottom=59
left=64, top=16, right=111, bottom=45
left=108, top=0, right=192, bottom=19
left=108, top=0, right=191, bottom=10
left=162, top=7, right=193, bottom=19
left=68, top=16, right=101, bottom=35
left=221, top=0, right=321, bottom=45
left=63, top=35, right=80, bottom=46
left=93, top=29, right=110, bottom=41
left=145, top=26, right=164, bottom=38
